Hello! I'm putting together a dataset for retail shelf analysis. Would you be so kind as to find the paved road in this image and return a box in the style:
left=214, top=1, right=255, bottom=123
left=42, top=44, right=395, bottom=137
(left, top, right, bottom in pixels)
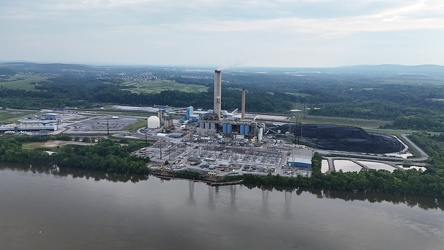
left=400, top=134, right=429, bottom=161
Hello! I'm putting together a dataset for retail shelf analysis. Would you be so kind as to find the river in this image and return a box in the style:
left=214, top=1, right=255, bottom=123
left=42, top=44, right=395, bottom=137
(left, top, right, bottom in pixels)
left=1, top=164, right=443, bottom=250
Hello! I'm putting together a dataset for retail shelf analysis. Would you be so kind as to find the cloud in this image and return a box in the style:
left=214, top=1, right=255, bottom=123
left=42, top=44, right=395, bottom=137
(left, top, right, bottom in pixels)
left=186, top=1, right=444, bottom=36
left=1, top=0, right=444, bottom=66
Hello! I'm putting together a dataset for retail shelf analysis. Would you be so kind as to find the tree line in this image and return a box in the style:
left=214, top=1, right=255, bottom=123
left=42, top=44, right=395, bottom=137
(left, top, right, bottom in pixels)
left=0, top=135, right=150, bottom=175
left=0, top=76, right=294, bottom=113
left=240, top=152, right=444, bottom=197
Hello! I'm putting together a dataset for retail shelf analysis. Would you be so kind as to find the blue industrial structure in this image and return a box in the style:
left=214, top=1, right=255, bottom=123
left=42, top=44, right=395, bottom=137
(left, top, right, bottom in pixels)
left=222, top=123, right=233, bottom=134
left=186, top=106, right=193, bottom=118
left=287, top=150, right=313, bottom=168
left=227, top=124, right=232, bottom=134
left=239, top=124, right=250, bottom=135
left=244, top=125, right=250, bottom=135
left=182, top=106, right=199, bottom=122
left=287, top=158, right=312, bottom=168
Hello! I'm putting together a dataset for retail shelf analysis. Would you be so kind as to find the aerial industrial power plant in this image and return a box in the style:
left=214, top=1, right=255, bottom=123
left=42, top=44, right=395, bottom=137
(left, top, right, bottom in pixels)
left=3, top=1, right=442, bottom=248
left=1, top=69, right=423, bottom=178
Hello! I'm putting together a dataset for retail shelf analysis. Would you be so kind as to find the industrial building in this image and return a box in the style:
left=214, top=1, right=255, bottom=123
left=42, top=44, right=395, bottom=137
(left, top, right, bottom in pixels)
left=182, top=106, right=199, bottom=122
left=41, top=113, right=60, bottom=120
left=196, top=70, right=259, bottom=139
left=287, top=149, right=313, bottom=168
left=0, top=123, right=57, bottom=133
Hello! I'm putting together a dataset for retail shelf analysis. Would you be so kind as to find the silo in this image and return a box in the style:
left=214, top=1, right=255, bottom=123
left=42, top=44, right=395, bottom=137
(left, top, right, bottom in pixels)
left=186, top=106, right=193, bottom=119
left=227, top=124, right=232, bottom=134
left=244, top=125, right=250, bottom=135
left=258, top=128, right=264, bottom=142
left=223, top=124, right=228, bottom=134
left=240, top=125, right=245, bottom=135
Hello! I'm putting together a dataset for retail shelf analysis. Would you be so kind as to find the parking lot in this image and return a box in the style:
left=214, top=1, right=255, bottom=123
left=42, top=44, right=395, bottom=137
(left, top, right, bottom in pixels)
left=67, top=116, right=140, bottom=132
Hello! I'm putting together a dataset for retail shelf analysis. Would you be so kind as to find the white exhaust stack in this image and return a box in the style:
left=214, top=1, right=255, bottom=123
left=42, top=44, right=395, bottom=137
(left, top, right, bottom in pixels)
left=214, top=70, right=222, bottom=118
left=241, top=88, right=246, bottom=120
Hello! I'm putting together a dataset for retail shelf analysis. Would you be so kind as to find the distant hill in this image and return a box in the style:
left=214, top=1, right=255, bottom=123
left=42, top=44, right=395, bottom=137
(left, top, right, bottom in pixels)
left=2, top=62, right=444, bottom=76
left=233, top=64, right=444, bottom=76
left=0, top=62, right=93, bottom=72
left=335, top=64, right=444, bottom=75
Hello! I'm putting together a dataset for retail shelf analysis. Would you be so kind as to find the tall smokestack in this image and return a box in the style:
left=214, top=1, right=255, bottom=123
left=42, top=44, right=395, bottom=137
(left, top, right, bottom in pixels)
left=214, top=70, right=222, bottom=118
left=241, top=88, right=246, bottom=120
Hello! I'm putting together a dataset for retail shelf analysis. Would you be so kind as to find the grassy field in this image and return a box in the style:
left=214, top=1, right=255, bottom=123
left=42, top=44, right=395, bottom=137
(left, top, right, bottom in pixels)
left=123, top=119, right=148, bottom=132
left=22, top=141, right=93, bottom=150
left=285, top=92, right=311, bottom=97
left=0, top=74, right=47, bottom=91
left=301, top=115, right=391, bottom=129
left=380, top=77, right=444, bottom=85
left=0, top=110, right=38, bottom=123
left=123, top=79, right=208, bottom=94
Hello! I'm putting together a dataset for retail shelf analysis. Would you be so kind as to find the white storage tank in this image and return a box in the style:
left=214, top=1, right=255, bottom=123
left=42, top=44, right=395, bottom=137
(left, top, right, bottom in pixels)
left=147, top=116, right=161, bottom=129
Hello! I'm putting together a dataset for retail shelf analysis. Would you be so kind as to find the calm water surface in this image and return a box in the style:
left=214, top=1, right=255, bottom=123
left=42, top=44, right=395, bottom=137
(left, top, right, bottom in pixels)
left=358, top=161, right=396, bottom=172
left=332, top=160, right=362, bottom=172
left=1, top=165, right=443, bottom=250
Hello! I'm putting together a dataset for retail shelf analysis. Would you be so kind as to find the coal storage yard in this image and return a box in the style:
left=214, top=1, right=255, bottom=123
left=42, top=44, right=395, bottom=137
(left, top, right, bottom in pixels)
left=276, top=124, right=405, bottom=154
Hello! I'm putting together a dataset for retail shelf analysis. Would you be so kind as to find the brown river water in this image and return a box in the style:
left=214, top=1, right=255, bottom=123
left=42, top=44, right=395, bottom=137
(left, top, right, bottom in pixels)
left=1, top=164, right=443, bottom=250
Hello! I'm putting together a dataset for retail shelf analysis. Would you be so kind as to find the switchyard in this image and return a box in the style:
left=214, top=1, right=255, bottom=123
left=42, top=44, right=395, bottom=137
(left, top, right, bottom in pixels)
left=196, top=146, right=283, bottom=168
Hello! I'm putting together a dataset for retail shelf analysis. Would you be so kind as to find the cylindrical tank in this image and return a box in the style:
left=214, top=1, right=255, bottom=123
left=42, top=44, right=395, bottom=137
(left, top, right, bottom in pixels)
left=227, top=124, right=232, bottom=134
left=240, top=125, right=245, bottom=135
left=223, top=124, right=227, bottom=134
left=244, top=125, right=250, bottom=135
left=258, top=128, right=264, bottom=142
left=147, top=116, right=161, bottom=129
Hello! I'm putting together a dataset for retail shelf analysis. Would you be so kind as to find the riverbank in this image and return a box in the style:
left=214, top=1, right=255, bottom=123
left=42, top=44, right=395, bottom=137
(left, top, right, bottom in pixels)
left=148, top=152, right=444, bottom=197
left=151, top=170, right=244, bottom=186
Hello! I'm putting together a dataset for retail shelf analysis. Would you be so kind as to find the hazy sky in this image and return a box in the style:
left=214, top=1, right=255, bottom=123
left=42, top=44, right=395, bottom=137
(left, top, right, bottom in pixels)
left=2, top=0, right=444, bottom=67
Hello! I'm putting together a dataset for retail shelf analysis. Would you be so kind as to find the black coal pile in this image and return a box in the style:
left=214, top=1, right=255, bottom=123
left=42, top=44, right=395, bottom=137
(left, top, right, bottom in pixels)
left=274, top=124, right=405, bottom=154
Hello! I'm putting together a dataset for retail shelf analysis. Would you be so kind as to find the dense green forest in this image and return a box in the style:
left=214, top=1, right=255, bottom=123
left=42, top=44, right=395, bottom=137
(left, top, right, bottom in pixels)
left=2, top=63, right=444, bottom=130
left=0, top=136, right=150, bottom=175
left=0, top=76, right=294, bottom=113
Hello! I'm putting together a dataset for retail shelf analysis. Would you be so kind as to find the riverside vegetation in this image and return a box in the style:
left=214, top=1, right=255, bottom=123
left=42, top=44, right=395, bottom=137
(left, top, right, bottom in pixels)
left=0, top=135, right=150, bottom=175
left=1, top=133, right=443, bottom=196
